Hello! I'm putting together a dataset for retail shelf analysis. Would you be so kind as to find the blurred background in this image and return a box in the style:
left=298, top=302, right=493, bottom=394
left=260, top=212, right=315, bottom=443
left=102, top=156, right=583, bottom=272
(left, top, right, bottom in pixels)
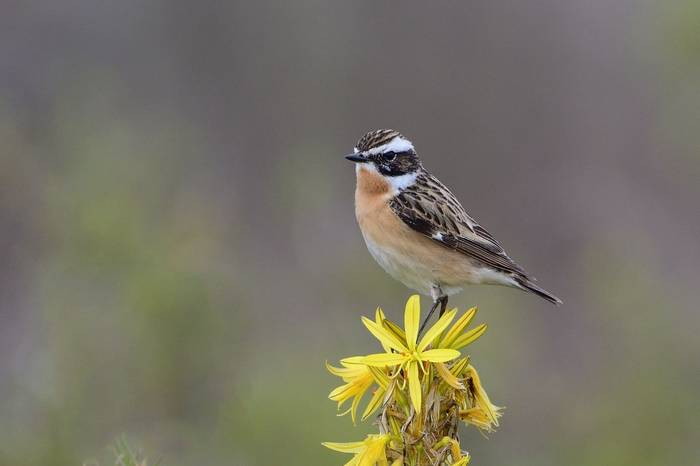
left=1, top=1, right=699, bottom=465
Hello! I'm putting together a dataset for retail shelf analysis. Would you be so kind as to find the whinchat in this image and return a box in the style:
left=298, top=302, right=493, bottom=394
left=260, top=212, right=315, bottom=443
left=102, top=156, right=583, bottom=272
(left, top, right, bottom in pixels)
left=346, top=129, right=561, bottom=330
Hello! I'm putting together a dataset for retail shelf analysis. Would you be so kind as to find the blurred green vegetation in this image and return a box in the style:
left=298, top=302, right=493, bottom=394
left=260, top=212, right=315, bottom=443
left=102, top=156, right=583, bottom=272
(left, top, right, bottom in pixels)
left=108, top=437, right=156, bottom=466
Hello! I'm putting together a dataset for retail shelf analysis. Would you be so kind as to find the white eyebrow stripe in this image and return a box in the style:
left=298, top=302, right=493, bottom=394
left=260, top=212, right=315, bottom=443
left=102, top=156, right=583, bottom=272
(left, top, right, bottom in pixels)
left=365, top=136, right=414, bottom=156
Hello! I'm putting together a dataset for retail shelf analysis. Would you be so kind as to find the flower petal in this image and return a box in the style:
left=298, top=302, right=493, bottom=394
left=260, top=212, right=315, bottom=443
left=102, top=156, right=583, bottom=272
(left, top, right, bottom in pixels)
left=451, top=324, right=487, bottom=350
left=367, top=366, right=390, bottom=390
left=407, top=361, right=422, bottom=413
left=362, top=317, right=408, bottom=353
left=375, top=306, right=385, bottom=322
left=448, top=438, right=463, bottom=461
left=326, top=360, right=366, bottom=381
left=420, top=348, right=461, bottom=362
left=326, top=361, right=355, bottom=378
left=329, top=370, right=373, bottom=407
left=436, top=362, right=465, bottom=390
left=357, top=353, right=407, bottom=367
left=322, top=441, right=365, bottom=453
left=341, top=356, right=367, bottom=366
left=350, top=391, right=362, bottom=425
left=329, top=383, right=356, bottom=403
left=382, top=318, right=407, bottom=343
left=357, top=435, right=390, bottom=466
left=450, top=357, right=470, bottom=377
left=361, top=387, right=386, bottom=421
left=439, top=306, right=477, bottom=348
left=465, top=364, right=501, bottom=426
left=417, top=308, right=457, bottom=352
left=374, top=308, right=393, bottom=353
left=460, top=407, right=498, bottom=432
left=404, top=294, right=421, bottom=350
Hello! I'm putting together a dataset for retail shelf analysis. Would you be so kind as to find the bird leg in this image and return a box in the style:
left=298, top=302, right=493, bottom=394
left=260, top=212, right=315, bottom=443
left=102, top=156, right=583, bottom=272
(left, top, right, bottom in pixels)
left=418, top=300, right=440, bottom=337
left=418, top=295, right=448, bottom=338
left=438, top=295, right=448, bottom=318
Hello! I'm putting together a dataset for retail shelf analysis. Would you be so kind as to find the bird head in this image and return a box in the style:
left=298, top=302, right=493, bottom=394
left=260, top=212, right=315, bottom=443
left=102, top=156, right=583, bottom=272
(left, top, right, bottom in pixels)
left=345, top=129, right=422, bottom=179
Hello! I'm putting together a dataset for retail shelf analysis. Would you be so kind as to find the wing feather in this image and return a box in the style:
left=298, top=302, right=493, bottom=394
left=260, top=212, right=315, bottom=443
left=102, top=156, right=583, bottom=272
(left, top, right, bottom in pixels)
left=389, top=173, right=530, bottom=278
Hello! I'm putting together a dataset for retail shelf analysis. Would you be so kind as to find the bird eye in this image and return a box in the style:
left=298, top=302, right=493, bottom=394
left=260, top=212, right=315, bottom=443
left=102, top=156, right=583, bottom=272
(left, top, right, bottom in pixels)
left=384, top=151, right=396, bottom=162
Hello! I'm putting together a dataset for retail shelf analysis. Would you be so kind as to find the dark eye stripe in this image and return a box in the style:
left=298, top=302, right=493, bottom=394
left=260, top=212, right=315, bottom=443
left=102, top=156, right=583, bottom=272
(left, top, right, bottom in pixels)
left=383, top=149, right=415, bottom=161
left=376, top=150, right=420, bottom=177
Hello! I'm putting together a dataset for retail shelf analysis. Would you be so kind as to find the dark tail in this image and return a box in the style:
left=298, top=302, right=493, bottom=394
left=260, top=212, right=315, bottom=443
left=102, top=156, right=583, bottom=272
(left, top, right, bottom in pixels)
left=514, top=277, right=563, bottom=306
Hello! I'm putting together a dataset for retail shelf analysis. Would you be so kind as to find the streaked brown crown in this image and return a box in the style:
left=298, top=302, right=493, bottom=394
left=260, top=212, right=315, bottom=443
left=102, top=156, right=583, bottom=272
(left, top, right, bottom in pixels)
left=355, top=129, right=404, bottom=152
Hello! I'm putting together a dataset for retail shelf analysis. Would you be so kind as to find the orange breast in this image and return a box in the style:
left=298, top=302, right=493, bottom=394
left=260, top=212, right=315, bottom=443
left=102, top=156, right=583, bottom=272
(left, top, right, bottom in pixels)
left=354, top=166, right=480, bottom=293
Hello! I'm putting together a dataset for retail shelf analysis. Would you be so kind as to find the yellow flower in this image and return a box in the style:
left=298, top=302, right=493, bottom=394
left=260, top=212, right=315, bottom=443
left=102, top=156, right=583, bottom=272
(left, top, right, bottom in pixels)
left=327, top=357, right=389, bottom=424
left=323, top=434, right=391, bottom=466
left=435, top=437, right=471, bottom=465
left=460, top=364, right=503, bottom=432
left=325, top=295, right=500, bottom=464
left=352, top=295, right=460, bottom=413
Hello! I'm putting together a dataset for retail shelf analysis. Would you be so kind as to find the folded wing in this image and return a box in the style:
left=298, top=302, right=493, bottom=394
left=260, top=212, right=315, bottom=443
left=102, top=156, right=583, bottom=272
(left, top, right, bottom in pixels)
left=389, top=173, right=531, bottom=279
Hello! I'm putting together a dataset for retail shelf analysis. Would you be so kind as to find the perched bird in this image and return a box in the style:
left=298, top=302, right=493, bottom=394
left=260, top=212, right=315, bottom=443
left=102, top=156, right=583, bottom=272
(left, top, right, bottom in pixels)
left=346, top=129, right=561, bottom=332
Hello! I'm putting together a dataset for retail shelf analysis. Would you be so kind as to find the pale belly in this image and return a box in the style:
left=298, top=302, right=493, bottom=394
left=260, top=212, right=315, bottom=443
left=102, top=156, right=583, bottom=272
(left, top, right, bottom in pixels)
left=363, top=233, right=463, bottom=296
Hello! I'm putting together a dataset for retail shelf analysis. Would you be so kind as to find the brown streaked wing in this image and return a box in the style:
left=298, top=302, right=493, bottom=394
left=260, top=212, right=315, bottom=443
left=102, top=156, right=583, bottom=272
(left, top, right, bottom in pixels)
left=389, top=173, right=529, bottom=278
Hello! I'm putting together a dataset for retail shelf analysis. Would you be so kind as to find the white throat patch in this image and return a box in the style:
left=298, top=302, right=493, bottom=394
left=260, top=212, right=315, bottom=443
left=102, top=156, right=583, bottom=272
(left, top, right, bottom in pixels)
left=388, top=172, right=418, bottom=191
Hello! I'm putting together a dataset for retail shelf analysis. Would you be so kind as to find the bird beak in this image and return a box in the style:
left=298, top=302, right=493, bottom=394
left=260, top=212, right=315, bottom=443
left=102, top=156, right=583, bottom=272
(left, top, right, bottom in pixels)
left=345, top=153, right=367, bottom=163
